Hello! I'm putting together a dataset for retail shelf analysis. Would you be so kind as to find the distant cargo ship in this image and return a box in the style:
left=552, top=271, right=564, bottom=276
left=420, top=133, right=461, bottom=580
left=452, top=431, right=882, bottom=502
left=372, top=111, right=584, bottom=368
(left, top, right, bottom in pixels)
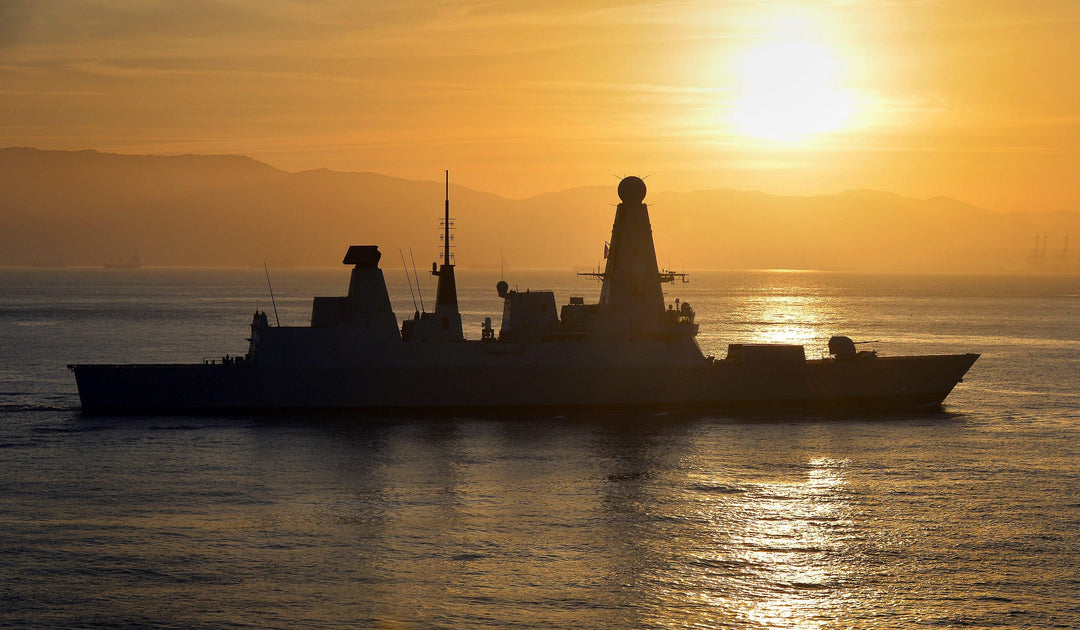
left=104, top=254, right=141, bottom=269
left=70, top=176, right=977, bottom=413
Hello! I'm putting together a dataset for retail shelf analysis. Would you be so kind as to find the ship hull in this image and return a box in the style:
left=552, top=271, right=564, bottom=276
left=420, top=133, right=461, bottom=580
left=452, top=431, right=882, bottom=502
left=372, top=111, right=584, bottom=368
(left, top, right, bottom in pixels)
left=69, top=353, right=978, bottom=414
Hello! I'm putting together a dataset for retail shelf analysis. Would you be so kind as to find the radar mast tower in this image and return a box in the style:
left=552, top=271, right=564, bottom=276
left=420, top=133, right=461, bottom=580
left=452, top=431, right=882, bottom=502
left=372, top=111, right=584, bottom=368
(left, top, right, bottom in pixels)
left=428, top=170, right=463, bottom=340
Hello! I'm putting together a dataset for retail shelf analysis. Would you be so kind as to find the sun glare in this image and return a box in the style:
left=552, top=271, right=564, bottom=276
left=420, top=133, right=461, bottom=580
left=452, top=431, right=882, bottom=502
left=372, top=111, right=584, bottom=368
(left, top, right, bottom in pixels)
left=732, top=38, right=854, bottom=141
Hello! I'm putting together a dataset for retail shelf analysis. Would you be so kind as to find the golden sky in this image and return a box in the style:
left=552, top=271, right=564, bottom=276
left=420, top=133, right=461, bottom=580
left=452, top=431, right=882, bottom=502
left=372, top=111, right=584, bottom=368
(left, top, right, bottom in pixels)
left=2, top=1, right=1078, bottom=211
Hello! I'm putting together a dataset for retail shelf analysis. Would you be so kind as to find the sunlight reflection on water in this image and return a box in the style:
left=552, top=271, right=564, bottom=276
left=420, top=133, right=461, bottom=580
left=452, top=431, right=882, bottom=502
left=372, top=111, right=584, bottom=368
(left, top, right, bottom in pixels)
left=619, top=445, right=867, bottom=629
left=734, top=458, right=850, bottom=628
left=729, top=293, right=829, bottom=348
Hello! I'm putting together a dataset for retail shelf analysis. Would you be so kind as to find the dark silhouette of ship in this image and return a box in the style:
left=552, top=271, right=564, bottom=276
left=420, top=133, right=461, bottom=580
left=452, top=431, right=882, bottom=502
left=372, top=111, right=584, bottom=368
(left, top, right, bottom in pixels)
left=69, top=176, right=978, bottom=413
left=104, top=254, right=142, bottom=269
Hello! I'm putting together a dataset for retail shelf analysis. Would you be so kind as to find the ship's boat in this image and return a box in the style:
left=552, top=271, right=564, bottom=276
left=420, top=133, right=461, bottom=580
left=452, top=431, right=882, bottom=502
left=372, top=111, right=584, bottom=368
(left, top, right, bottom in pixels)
left=69, top=176, right=978, bottom=413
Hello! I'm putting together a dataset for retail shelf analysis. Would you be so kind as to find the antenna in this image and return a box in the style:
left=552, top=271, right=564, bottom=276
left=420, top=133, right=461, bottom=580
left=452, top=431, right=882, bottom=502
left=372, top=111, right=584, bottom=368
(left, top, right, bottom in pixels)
left=443, top=170, right=452, bottom=265
left=410, top=248, right=425, bottom=313
left=399, top=248, right=418, bottom=312
left=263, top=262, right=280, bottom=327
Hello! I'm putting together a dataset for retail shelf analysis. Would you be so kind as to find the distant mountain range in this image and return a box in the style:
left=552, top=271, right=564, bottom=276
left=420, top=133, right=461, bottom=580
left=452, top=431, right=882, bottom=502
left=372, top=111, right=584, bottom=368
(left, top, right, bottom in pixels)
left=2, top=147, right=1077, bottom=272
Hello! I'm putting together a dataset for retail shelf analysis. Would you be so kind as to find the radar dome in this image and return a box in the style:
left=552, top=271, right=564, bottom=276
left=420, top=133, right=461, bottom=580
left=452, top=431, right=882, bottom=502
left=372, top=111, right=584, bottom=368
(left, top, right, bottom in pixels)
left=618, top=176, right=647, bottom=204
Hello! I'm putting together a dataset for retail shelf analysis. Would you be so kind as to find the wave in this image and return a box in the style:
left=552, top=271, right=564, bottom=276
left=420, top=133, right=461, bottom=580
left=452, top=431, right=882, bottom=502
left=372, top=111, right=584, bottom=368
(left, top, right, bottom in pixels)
left=0, top=403, right=81, bottom=413
left=972, top=387, right=1080, bottom=398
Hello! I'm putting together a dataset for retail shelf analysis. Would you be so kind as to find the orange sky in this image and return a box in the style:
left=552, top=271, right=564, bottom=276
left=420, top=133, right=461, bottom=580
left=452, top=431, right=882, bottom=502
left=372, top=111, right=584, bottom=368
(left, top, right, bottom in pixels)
left=2, top=1, right=1078, bottom=212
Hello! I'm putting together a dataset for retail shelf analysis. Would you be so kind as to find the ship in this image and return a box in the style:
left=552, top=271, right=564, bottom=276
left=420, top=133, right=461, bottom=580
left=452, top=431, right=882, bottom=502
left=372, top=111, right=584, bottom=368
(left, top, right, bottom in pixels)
left=69, top=175, right=978, bottom=413
left=104, top=254, right=142, bottom=269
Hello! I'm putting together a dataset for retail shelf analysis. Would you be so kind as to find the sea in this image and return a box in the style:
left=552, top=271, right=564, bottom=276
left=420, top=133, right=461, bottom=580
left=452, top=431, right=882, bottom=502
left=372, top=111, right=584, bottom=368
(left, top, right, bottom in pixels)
left=1, top=267, right=1078, bottom=629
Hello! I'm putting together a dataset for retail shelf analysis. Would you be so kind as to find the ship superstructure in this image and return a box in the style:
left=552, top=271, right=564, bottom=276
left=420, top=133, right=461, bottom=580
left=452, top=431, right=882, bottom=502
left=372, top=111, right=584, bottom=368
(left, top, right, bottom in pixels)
left=70, top=176, right=978, bottom=413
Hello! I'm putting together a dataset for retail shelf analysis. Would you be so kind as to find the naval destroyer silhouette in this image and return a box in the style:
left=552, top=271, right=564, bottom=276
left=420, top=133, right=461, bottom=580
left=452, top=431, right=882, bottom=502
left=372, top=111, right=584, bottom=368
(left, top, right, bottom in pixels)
left=70, top=175, right=978, bottom=413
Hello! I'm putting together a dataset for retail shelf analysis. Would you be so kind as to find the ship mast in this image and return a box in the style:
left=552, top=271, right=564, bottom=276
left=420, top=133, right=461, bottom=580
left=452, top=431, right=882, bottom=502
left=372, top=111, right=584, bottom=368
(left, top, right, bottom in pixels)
left=444, top=171, right=451, bottom=267
left=427, top=170, right=463, bottom=340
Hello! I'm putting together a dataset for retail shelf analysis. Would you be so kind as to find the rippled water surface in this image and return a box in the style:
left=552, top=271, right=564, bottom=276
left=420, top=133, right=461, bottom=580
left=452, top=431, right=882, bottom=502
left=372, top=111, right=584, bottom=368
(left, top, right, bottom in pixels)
left=2, top=268, right=1078, bottom=628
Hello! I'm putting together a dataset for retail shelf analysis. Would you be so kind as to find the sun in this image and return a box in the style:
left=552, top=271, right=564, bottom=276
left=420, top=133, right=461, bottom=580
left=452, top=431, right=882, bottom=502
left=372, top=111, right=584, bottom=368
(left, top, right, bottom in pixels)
left=731, top=38, right=854, bottom=141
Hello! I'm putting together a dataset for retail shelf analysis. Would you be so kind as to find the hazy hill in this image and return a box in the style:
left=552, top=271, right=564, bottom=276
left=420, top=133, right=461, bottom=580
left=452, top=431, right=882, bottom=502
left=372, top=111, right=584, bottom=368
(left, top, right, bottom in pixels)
left=1, top=147, right=1077, bottom=272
